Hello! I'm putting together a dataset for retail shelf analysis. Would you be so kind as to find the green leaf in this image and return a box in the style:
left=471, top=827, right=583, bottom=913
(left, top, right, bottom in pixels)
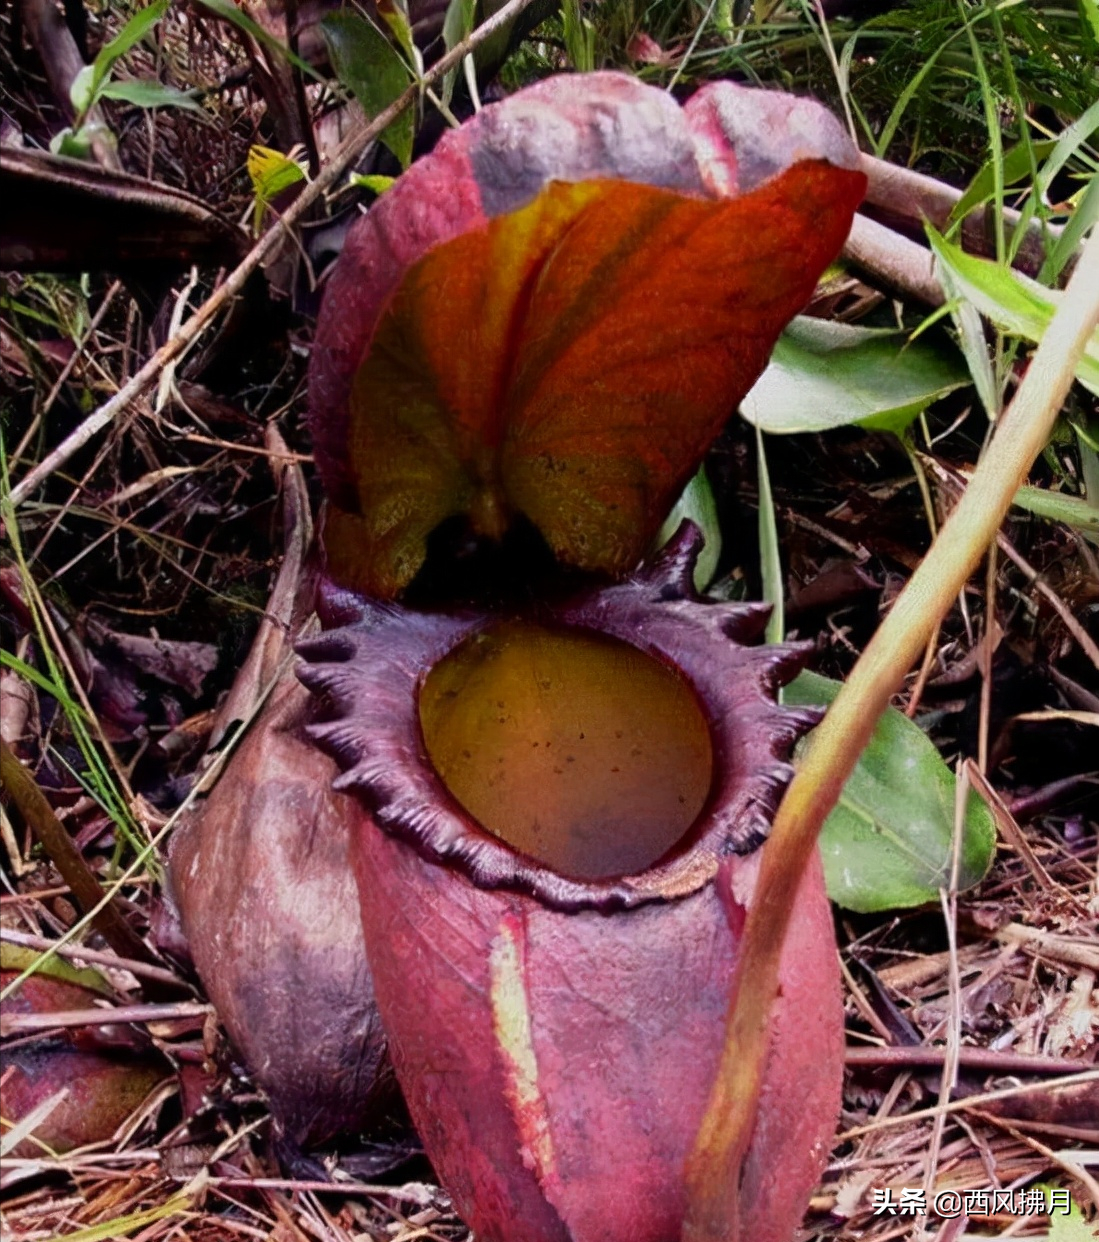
left=739, top=317, right=969, bottom=437
left=377, top=0, right=419, bottom=69
left=928, top=226, right=1099, bottom=397
left=1042, top=165, right=1099, bottom=285
left=0, top=649, right=87, bottom=722
left=321, top=11, right=414, bottom=169
left=247, top=143, right=308, bottom=232
left=1037, top=1185, right=1094, bottom=1242
left=561, top=0, right=595, bottom=72
left=0, top=944, right=114, bottom=997
left=99, top=79, right=205, bottom=113
left=785, top=670, right=996, bottom=912
left=656, top=465, right=722, bottom=593
left=441, top=0, right=476, bottom=107
left=50, top=126, right=95, bottom=160
left=872, top=25, right=958, bottom=158
left=1011, top=484, right=1099, bottom=540
left=442, top=0, right=476, bottom=53
left=950, top=139, right=1058, bottom=227
left=1035, top=101, right=1099, bottom=202
left=72, top=0, right=170, bottom=119
left=69, top=64, right=97, bottom=116
left=94, top=0, right=170, bottom=68
left=348, top=172, right=397, bottom=195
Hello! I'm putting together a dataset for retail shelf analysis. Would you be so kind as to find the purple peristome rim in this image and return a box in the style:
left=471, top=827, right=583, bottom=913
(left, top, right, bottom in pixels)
left=297, top=523, right=821, bottom=913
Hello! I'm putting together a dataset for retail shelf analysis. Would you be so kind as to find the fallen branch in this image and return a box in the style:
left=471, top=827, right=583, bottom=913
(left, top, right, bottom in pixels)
left=860, top=153, right=1071, bottom=279
left=1, top=1000, right=212, bottom=1036
left=843, top=212, right=944, bottom=306
left=844, top=1045, right=1092, bottom=1076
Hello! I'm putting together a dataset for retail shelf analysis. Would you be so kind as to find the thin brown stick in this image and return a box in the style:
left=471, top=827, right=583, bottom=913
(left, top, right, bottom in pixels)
left=962, top=759, right=1064, bottom=897
left=844, top=1045, right=1091, bottom=1075
left=991, top=923, right=1099, bottom=972
left=838, top=1069, right=1099, bottom=1140
left=921, top=455, right=1099, bottom=672
left=922, top=768, right=967, bottom=1204
left=0, top=927, right=190, bottom=990
left=963, top=1109, right=1099, bottom=1208
left=1, top=1000, right=211, bottom=1035
left=7, top=0, right=544, bottom=510
left=10, top=281, right=123, bottom=468
left=201, top=1179, right=443, bottom=1203
left=977, top=547, right=997, bottom=773
left=0, top=738, right=154, bottom=968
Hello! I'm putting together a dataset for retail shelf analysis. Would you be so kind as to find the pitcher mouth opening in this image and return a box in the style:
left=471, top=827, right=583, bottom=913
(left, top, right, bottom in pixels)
left=297, top=522, right=821, bottom=913
left=418, top=619, right=715, bottom=882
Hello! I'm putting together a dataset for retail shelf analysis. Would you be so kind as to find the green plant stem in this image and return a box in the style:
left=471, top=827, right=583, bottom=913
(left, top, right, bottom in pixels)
left=683, top=220, right=1099, bottom=1241
left=0, top=738, right=157, bottom=969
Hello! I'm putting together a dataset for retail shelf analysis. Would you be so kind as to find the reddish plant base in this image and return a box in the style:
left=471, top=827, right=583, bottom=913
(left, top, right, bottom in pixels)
left=354, top=830, right=841, bottom=1242
left=299, top=527, right=844, bottom=1240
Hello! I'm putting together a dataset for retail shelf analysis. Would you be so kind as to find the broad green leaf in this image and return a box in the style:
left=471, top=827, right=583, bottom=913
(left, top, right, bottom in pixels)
left=99, top=80, right=205, bottom=113
left=321, top=11, right=414, bottom=169
left=247, top=143, right=307, bottom=233
left=928, top=226, right=1099, bottom=397
left=69, top=64, right=98, bottom=117
left=442, top=0, right=476, bottom=53
left=740, top=316, right=969, bottom=436
left=656, top=465, right=721, bottom=593
left=1038, top=1185, right=1094, bottom=1242
left=786, top=670, right=996, bottom=912
left=50, top=126, right=95, bottom=160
